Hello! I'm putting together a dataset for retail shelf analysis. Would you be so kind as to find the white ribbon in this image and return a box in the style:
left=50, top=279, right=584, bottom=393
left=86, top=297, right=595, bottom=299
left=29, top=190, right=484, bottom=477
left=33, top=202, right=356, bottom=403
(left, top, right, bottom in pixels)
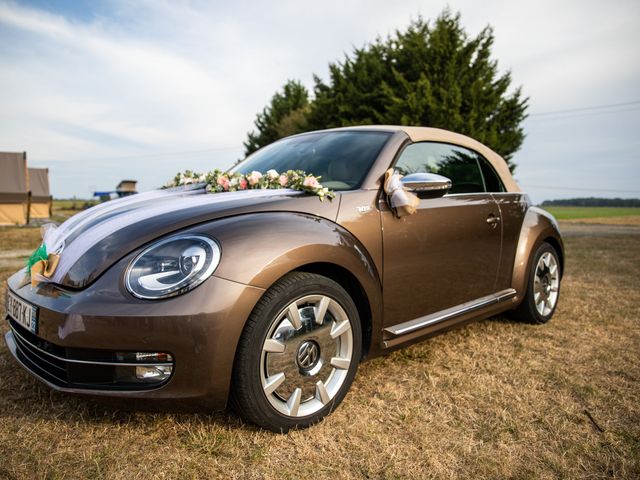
left=383, top=169, right=419, bottom=217
left=50, top=188, right=302, bottom=283
left=44, top=185, right=205, bottom=255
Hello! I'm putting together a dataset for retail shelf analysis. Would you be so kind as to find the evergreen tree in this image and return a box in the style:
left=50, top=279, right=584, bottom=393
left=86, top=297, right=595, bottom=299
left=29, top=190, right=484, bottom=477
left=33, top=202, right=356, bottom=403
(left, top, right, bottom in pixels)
left=243, top=80, right=309, bottom=155
left=244, top=10, right=528, bottom=170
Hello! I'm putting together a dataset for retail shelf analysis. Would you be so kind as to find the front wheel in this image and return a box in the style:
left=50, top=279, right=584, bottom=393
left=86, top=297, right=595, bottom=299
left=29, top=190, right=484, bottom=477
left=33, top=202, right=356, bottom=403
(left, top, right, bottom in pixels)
left=511, top=242, right=561, bottom=324
left=230, top=272, right=362, bottom=432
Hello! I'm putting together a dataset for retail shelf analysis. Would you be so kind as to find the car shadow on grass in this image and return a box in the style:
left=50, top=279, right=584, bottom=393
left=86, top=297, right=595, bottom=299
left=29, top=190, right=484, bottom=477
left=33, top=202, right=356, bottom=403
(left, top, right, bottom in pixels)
left=0, top=349, right=261, bottom=433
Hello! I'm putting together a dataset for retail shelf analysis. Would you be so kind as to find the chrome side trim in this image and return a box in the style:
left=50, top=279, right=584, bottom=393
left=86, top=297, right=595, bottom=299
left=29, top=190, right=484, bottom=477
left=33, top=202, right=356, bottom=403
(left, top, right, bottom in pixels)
left=384, top=288, right=517, bottom=337
left=495, top=288, right=517, bottom=302
left=9, top=323, right=173, bottom=367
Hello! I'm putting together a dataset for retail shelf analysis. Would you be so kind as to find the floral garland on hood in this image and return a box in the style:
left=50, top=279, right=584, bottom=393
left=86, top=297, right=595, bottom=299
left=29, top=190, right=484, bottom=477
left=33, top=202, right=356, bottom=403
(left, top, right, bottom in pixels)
left=165, top=169, right=335, bottom=201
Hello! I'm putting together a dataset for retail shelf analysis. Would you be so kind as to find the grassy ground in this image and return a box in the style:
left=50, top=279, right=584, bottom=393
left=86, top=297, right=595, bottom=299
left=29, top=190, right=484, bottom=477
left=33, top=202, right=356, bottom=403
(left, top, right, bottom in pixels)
left=543, top=206, right=640, bottom=220
left=0, top=227, right=41, bottom=251
left=0, top=217, right=638, bottom=478
left=0, top=200, right=87, bottom=253
left=51, top=199, right=96, bottom=224
left=52, top=199, right=97, bottom=211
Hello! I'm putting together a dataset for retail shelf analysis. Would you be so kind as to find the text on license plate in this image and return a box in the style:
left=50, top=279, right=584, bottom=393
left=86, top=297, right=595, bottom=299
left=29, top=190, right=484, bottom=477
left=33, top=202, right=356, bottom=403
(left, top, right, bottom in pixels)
left=6, top=290, right=38, bottom=334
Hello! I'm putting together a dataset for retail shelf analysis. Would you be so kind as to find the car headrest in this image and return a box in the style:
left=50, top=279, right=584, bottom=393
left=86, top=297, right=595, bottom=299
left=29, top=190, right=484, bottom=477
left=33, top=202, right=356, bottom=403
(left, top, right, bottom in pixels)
left=328, top=159, right=350, bottom=182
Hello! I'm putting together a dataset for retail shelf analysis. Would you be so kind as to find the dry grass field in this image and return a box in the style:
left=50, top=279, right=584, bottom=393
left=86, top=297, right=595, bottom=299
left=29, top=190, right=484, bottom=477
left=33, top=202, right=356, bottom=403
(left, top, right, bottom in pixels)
left=0, top=211, right=638, bottom=478
left=561, top=216, right=640, bottom=226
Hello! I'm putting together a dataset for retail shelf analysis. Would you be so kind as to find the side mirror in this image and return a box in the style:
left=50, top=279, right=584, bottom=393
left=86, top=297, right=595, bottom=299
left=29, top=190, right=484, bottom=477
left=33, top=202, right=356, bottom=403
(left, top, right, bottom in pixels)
left=401, top=173, right=451, bottom=196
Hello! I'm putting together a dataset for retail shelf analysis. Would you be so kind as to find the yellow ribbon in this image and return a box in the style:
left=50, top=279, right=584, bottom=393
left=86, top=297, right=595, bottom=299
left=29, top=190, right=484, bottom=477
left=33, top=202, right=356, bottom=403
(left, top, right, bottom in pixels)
left=29, top=254, right=60, bottom=288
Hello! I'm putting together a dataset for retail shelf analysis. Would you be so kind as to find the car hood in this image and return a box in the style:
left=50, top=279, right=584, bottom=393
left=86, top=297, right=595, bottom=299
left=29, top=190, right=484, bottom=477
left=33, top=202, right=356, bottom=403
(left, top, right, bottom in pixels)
left=45, top=186, right=340, bottom=289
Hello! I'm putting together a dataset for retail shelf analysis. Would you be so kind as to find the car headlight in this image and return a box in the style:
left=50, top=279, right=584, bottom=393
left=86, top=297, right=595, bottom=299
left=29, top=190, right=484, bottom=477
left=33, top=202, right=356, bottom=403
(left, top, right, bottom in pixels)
left=125, top=234, right=221, bottom=299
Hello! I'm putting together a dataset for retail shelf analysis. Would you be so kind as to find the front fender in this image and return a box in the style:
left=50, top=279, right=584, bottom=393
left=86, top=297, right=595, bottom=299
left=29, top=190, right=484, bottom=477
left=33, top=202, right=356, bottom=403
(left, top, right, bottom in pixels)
left=195, top=211, right=383, bottom=334
left=511, top=207, right=564, bottom=305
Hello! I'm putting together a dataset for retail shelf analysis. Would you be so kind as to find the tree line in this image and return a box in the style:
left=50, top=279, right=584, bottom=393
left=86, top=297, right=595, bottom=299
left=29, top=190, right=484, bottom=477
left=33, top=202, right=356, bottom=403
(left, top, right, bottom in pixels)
left=542, top=198, right=640, bottom=207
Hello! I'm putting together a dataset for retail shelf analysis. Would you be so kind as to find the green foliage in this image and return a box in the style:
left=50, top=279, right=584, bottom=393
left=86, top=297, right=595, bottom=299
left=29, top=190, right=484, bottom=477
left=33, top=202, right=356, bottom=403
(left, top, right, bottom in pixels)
left=244, top=10, right=529, bottom=171
left=244, top=80, right=310, bottom=155
left=542, top=206, right=640, bottom=219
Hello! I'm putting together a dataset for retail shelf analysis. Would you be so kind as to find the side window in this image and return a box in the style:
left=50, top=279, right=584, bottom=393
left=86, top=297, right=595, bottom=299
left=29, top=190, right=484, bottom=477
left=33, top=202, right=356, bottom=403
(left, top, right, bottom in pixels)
left=478, top=157, right=505, bottom=192
left=394, top=142, right=485, bottom=194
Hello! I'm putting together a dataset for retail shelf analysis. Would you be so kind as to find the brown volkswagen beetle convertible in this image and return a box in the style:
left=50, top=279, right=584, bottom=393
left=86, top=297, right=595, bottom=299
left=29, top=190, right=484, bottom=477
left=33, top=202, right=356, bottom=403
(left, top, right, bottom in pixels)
left=4, top=126, right=563, bottom=431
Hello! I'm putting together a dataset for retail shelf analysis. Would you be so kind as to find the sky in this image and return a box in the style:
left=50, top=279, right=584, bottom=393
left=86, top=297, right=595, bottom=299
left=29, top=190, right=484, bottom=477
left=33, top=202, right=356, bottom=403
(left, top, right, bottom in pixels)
left=0, top=0, right=639, bottom=203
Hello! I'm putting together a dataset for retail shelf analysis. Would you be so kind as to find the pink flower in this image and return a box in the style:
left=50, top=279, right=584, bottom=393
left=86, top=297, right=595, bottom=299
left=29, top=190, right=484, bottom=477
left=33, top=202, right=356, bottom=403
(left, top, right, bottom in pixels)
left=216, top=175, right=230, bottom=191
left=239, top=178, right=248, bottom=190
left=248, top=171, right=263, bottom=186
left=279, top=175, right=288, bottom=187
left=303, top=176, right=319, bottom=189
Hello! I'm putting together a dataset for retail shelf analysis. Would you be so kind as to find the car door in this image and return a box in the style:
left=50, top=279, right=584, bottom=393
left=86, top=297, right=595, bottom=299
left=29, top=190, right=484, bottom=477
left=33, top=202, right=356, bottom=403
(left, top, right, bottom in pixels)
left=475, top=151, right=529, bottom=292
left=381, top=141, right=503, bottom=327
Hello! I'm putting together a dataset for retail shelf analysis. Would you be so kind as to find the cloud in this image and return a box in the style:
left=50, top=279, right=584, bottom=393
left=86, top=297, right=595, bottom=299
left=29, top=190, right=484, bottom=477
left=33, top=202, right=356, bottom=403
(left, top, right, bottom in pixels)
left=0, top=0, right=639, bottom=201
left=0, top=2, right=230, bottom=143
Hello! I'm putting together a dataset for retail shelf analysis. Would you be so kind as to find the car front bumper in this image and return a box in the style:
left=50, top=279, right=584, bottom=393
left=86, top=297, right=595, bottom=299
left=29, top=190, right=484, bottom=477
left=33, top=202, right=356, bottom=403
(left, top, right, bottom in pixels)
left=3, top=259, right=265, bottom=411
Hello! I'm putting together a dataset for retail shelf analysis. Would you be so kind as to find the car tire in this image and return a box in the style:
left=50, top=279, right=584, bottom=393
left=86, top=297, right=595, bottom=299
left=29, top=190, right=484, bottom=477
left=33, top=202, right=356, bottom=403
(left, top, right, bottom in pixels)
left=230, top=271, right=362, bottom=432
left=510, top=242, right=561, bottom=324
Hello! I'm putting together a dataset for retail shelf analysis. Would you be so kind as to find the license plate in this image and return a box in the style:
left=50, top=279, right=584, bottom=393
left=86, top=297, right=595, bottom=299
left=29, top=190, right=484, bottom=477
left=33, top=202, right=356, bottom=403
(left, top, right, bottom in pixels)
left=6, top=290, right=38, bottom=334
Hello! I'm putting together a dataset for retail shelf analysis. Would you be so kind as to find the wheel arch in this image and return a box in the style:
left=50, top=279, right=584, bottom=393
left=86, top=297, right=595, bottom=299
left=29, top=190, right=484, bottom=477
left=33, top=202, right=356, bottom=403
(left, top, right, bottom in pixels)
left=294, top=262, right=373, bottom=360
left=199, top=212, right=384, bottom=357
left=511, top=207, right=565, bottom=306
left=542, top=235, right=564, bottom=278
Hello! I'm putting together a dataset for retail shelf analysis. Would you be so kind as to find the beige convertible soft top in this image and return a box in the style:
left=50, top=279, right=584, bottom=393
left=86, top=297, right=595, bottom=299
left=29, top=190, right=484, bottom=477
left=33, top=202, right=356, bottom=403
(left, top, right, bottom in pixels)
left=346, top=125, right=521, bottom=193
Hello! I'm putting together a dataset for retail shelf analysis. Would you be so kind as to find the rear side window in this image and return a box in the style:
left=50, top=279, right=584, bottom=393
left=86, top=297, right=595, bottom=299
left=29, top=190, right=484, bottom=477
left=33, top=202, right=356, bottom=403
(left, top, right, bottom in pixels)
left=394, top=142, right=485, bottom=194
left=478, top=157, right=505, bottom=192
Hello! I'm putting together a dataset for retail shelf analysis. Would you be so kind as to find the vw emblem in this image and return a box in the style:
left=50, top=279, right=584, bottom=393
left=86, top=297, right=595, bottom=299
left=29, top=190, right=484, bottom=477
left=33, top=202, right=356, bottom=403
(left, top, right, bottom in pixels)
left=296, top=340, right=320, bottom=370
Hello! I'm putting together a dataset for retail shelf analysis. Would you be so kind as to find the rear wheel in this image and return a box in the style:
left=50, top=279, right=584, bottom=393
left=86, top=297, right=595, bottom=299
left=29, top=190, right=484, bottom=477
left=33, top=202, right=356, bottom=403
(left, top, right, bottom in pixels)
left=231, top=272, right=362, bottom=432
left=511, top=242, right=561, bottom=324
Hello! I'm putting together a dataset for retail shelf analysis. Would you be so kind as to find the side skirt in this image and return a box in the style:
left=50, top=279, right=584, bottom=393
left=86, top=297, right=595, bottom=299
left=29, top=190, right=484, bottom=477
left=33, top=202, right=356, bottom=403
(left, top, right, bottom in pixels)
left=382, top=288, right=516, bottom=348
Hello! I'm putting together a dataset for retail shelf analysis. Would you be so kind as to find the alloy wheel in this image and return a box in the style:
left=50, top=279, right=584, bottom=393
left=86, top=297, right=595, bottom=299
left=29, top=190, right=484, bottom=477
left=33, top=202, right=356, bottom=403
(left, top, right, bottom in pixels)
left=533, top=251, right=560, bottom=316
left=260, top=294, right=353, bottom=417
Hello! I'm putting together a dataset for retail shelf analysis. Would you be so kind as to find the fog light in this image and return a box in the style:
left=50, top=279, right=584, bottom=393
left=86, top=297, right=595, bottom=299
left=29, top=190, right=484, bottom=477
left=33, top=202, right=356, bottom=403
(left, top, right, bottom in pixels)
left=135, top=365, right=173, bottom=382
left=113, top=351, right=174, bottom=385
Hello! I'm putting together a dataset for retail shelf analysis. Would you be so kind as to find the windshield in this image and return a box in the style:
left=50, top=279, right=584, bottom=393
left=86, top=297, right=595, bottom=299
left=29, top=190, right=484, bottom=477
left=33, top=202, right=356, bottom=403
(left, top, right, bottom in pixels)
left=232, top=131, right=392, bottom=190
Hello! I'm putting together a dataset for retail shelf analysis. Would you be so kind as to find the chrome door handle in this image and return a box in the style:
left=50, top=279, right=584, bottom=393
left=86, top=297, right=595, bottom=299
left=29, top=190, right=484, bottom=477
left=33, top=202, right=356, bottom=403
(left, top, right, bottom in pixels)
left=486, top=214, right=500, bottom=227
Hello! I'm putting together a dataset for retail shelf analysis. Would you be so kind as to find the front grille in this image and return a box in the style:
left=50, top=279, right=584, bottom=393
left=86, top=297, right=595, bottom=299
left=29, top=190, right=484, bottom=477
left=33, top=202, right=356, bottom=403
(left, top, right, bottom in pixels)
left=7, top=318, right=173, bottom=390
